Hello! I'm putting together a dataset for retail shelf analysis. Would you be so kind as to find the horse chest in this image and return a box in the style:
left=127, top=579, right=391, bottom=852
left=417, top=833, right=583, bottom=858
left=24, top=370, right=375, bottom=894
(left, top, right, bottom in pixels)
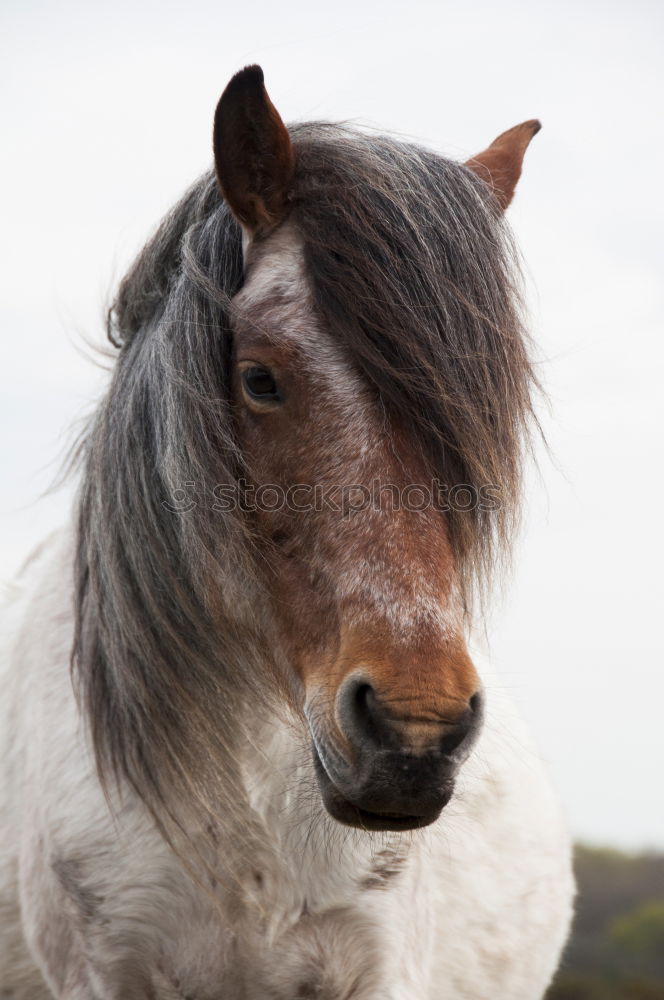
left=144, top=848, right=408, bottom=1000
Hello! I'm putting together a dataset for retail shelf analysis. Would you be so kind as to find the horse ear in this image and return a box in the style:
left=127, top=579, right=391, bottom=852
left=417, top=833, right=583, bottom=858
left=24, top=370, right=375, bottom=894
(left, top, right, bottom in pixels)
left=465, top=120, right=541, bottom=211
left=213, top=65, right=295, bottom=234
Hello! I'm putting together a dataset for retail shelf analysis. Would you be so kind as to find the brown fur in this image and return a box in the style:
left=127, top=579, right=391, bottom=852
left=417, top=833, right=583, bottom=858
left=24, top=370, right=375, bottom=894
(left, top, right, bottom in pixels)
left=214, top=65, right=295, bottom=232
left=466, top=120, right=541, bottom=210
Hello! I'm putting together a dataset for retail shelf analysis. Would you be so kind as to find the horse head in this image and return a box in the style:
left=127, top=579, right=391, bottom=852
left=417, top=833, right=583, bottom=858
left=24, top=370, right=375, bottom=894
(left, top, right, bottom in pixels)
left=211, top=66, right=539, bottom=831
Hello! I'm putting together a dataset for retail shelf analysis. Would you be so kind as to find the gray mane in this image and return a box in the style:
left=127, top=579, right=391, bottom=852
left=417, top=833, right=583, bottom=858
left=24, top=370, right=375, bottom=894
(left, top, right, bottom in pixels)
left=73, top=123, right=537, bottom=841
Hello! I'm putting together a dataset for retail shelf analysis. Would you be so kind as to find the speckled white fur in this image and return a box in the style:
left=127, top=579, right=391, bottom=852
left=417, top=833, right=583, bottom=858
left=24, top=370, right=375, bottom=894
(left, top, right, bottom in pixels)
left=0, top=530, right=574, bottom=999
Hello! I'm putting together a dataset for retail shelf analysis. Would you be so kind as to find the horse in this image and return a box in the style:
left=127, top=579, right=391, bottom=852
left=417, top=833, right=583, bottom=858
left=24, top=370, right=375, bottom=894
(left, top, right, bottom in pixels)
left=0, top=65, right=574, bottom=999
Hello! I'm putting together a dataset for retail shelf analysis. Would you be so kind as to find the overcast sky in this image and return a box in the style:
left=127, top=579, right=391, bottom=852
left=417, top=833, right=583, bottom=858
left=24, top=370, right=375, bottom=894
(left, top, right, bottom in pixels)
left=2, top=0, right=663, bottom=848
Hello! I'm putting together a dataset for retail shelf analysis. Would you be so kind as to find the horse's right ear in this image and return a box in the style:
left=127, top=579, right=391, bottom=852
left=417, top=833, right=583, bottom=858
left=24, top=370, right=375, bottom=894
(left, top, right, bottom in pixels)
left=213, top=65, right=295, bottom=236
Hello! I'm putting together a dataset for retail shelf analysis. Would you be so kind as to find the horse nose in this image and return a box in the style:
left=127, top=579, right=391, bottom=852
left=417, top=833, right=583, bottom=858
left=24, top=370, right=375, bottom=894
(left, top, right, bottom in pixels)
left=336, top=676, right=483, bottom=760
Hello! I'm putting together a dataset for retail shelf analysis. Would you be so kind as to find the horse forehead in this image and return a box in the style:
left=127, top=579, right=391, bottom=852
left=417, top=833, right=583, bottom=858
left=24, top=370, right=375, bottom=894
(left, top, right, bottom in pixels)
left=231, top=224, right=370, bottom=403
left=232, top=222, right=311, bottom=324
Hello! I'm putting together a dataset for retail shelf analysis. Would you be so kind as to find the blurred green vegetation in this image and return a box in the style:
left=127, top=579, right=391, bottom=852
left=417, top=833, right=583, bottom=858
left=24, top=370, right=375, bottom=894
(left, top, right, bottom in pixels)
left=547, top=844, right=664, bottom=999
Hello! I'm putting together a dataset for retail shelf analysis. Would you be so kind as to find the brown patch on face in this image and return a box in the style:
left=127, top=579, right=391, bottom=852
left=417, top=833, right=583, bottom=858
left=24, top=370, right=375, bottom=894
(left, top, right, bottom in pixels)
left=323, top=628, right=480, bottom=751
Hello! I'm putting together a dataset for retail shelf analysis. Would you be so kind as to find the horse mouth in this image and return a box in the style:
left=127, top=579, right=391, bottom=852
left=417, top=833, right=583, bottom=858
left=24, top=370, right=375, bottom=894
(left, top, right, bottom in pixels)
left=312, top=744, right=450, bottom=832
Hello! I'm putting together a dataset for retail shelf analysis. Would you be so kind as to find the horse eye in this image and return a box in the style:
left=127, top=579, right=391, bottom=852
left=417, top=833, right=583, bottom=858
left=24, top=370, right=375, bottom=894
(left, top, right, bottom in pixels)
left=241, top=366, right=282, bottom=403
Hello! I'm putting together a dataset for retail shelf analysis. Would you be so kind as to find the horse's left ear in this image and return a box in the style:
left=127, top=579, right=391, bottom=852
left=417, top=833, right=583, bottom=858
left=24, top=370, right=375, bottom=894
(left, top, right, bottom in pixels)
left=465, top=120, right=541, bottom=211
left=213, top=65, right=295, bottom=235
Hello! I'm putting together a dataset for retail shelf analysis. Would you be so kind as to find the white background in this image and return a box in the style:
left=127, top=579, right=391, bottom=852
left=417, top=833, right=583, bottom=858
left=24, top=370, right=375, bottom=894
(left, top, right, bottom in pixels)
left=2, top=0, right=662, bottom=848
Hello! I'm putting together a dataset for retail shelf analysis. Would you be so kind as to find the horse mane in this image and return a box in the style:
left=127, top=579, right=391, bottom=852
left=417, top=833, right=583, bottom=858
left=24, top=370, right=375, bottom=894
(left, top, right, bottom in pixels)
left=73, top=123, right=538, bottom=841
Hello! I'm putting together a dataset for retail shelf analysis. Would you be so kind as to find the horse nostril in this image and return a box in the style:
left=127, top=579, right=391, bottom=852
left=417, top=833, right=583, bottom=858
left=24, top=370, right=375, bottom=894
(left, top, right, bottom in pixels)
left=469, top=691, right=483, bottom=715
left=439, top=721, right=471, bottom=756
left=439, top=692, right=483, bottom=757
left=346, top=681, right=372, bottom=738
left=352, top=682, right=372, bottom=725
left=338, top=678, right=393, bottom=750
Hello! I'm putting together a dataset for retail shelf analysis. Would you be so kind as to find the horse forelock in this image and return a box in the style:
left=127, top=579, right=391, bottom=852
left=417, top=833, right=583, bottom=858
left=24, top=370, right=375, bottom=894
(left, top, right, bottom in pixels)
left=73, top=122, right=538, bottom=849
left=288, top=123, right=538, bottom=592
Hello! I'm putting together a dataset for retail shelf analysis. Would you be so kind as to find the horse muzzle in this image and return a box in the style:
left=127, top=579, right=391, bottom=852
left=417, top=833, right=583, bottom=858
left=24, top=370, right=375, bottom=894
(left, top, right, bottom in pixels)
left=308, top=678, right=484, bottom=832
